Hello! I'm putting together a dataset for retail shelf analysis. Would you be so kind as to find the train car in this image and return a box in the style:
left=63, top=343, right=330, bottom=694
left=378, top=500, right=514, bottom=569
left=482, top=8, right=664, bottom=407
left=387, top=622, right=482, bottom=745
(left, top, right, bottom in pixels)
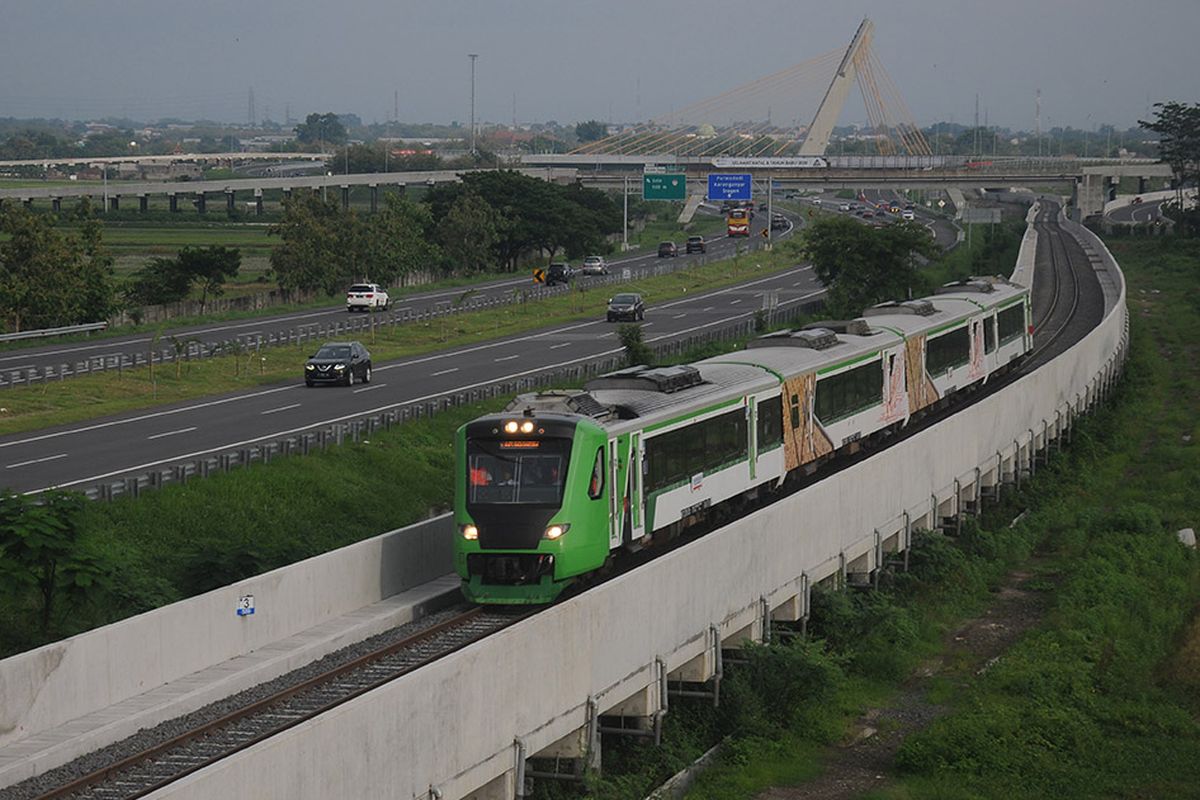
left=453, top=277, right=1031, bottom=604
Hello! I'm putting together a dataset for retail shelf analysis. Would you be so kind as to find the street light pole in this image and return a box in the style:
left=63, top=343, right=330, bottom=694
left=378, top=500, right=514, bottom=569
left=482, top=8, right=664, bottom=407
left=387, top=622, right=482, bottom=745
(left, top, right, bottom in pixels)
left=622, top=174, right=629, bottom=251
left=468, top=53, right=479, bottom=156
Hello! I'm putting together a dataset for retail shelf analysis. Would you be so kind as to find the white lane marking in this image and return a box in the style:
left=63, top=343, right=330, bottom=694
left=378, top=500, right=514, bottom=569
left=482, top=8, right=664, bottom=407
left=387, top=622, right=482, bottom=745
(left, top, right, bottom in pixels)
left=394, top=306, right=412, bottom=312
left=28, top=287, right=831, bottom=495
left=792, top=281, right=803, bottom=287
left=730, top=298, right=743, bottom=305
left=673, top=313, right=687, bottom=319
left=703, top=306, right=714, bottom=312
left=353, top=384, right=386, bottom=394
left=7, top=453, right=68, bottom=469
left=0, top=383, right=300, bottom=450
left=6, top=266, right=814, bottom=455
left=494, top=354, right=519, bottom=362
left=641, top=322, right=654, bottom=327
left=549, top=342, right=572, bottom=349
left=146, top=426, right=197, bottom=440
left=260, top=403, right=302, bottom=415
left=431, top=367, right=459, bottom=376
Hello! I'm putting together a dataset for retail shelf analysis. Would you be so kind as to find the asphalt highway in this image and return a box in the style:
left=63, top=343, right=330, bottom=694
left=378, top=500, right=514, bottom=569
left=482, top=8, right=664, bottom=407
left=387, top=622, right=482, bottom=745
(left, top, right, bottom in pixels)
left=0, top=208, right=784, bottom=381
left=0, top=260, right=823, bottom=494
left=1106, top=198, right=1165, bottom=224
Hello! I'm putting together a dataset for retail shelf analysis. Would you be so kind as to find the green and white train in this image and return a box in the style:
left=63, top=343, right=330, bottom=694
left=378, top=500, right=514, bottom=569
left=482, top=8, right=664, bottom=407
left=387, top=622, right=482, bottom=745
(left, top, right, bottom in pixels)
left=454, top=277, right=1032, bottom=604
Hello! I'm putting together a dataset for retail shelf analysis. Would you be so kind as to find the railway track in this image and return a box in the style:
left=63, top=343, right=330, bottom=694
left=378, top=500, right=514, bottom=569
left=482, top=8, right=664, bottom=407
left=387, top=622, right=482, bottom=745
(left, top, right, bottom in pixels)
left=26, top=608, right=528, bottom=800
left=5, top=200, right=1106, bottom=800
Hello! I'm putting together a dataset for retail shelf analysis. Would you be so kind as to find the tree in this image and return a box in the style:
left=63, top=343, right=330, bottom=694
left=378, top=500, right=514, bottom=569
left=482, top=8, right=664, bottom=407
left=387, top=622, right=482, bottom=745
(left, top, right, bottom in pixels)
left=0, top=490, right=112, bottom=636
left=361, top=196, right=440, bottom=287
left=438, top=191, right=500, bottom=273
left=124, top=257, right=194, bottom=307
left=177, top=246, right=241, bottom=313
left=293, top=112, right=347, bottom=147
left=268, top=193, right=348, bottom=294
left=797, top=217, right=940, bottom=318
left=575, top=120, right=608, bottom=143
left=0, top=207, right=116, bottom=332
left=1139, top=101, right=1200, bottom=235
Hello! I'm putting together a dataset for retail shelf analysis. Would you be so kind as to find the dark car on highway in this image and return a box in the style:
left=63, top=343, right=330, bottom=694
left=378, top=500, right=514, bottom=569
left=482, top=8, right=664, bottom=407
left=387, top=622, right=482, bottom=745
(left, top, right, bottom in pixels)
left=685, top=236, right=706, bottom=254
left=657, top=241, right=678, bottom=258
left=305, top=341, right=372, bottom=387
left=546, top=262, right=574, bottom=286
left=607, top=292, right=645, bottom=322
left=770, top=213, right=788, bottom=231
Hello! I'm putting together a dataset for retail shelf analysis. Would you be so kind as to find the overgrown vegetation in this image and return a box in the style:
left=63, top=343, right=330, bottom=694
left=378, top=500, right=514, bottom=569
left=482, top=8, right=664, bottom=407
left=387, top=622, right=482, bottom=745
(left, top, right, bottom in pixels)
left=543, top=234, right=1200, bottom=799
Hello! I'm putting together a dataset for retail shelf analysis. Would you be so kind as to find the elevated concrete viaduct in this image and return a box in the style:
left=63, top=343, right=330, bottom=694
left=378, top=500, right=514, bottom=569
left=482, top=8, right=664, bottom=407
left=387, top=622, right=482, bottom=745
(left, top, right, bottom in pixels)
left=0, top=205, right=1127, bottom=798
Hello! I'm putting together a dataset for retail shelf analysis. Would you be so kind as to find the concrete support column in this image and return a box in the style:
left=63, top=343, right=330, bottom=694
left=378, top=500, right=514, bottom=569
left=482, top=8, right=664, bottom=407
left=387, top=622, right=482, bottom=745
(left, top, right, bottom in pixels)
left=225, top=190, right=235, bottom=214
left=22, top=198, right=33, bottom=210
left=282, top=187, right=292, bottom=203
left=1138, top=176, right=1148, bottom=194
left=108, top=195, right=119, bottom=212
left=254, top=189, right=263, bottom=216
left=138, top=194, right=148, bottom=213
left=340, top=185, right=350, bottom=211
left=395, top=182, right=407, bottom=197
left=369, top=184, right=378, bottom=213
left=51, top=197, right=61, bottom=213
left=168, top=193, right=178, bottom=213
left=195, top=192, right=206, bottom=214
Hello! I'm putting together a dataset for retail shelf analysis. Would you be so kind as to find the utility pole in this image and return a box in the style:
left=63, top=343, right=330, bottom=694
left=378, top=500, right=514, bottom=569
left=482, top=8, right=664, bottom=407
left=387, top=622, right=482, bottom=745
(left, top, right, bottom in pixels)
left=622, top=174, right=629, bottom=251
left=468, top=53, right=479, bottom=156
left=393, top=90, right=399, bottom=124
left=1035, top=89, right=1042, bottom=157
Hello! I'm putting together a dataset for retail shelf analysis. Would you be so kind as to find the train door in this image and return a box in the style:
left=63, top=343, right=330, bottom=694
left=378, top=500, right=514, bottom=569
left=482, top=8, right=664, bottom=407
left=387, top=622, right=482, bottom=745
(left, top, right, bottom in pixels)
left=881, top=346, right=909, bottom=424
left=747, top=396, right=758, bottom=480
left=968, top=317, right=985, bottom=380
left=607, top=438, right=621, bottom=549
left=630, top=432, right=644, bottom=539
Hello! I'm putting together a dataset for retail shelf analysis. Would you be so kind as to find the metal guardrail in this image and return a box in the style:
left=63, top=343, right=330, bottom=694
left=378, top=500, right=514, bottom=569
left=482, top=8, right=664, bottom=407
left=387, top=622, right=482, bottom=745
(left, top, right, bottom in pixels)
left=79, top=296, right=823, bottom=503
left=0, top=239, right=774, bottom=390
left=0, top=321, right=107, bottom=342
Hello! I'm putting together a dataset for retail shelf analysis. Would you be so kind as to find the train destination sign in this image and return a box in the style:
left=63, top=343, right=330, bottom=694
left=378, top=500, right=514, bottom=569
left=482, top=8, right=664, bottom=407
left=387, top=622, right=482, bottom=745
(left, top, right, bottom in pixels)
left=707, top=173, right=752, bottom=201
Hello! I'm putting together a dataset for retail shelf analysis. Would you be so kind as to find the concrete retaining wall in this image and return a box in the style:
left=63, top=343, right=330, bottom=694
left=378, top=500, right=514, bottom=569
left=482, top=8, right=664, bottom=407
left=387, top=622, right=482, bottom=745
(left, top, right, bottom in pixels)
left=146, top=218, right=1129, bottom=799
left=0, top=516, right=454, bottom=750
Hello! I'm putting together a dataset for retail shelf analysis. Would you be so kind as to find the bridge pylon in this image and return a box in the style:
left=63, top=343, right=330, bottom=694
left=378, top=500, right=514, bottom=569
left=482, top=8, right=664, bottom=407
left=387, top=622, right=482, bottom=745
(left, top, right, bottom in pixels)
left=798, top=17, right=873, bottom=156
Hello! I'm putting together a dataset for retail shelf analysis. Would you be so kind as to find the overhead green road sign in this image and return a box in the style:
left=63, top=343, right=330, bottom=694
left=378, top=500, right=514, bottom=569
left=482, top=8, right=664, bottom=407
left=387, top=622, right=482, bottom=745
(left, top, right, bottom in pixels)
left=643, top=173, right=686, bottom=200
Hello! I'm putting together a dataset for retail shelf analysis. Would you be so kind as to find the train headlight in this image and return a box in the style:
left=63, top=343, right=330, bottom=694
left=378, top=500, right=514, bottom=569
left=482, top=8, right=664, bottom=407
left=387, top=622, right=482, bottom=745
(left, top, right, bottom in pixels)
left=520, top=420, right=535, bottom=433
left=543, top=523, right=570, bottom=540
left=460, top=524, right=479, bottom=541
left=504, top=421, right=519, bottom=434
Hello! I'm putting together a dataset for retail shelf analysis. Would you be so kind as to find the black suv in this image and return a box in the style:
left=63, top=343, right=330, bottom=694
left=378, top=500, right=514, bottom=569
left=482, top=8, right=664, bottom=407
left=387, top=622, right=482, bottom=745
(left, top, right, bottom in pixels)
left=546, top=263, right=573, bottom=286
left=607, top=293, right=645, bottom=322
left=657, top=241, right=678, bottom=258
left=770, top=213, right=788, bottom=231
left=305, top=341, right=372, bottom=387
left=685, top=236, right=706, bottom=254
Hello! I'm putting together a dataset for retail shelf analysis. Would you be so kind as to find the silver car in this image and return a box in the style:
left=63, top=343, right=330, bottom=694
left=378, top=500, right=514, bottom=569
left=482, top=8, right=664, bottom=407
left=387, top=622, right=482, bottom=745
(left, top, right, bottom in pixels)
left=581, top=255, right=609, bottom=275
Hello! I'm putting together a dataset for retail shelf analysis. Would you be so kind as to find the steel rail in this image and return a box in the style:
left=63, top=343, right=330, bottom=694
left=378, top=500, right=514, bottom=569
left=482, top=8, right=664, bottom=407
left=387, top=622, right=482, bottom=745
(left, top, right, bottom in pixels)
left=36, top=607, right=531, bottom=800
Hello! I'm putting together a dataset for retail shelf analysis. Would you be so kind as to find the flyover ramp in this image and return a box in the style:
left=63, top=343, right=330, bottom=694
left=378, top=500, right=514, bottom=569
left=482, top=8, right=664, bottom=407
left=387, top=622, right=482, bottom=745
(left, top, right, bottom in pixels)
left=143, top=214, right=1126, bottom=798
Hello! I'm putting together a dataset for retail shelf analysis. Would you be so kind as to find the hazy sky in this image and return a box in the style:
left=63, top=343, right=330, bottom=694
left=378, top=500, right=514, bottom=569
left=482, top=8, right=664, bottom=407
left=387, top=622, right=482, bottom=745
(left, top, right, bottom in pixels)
left=2, top=0, right=1197, bottom=131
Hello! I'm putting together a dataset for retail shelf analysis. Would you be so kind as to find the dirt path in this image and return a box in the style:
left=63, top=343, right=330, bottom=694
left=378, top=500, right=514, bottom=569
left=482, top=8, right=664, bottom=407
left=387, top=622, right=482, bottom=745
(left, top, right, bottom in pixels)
left=757, top=568, right=1052, bottom=800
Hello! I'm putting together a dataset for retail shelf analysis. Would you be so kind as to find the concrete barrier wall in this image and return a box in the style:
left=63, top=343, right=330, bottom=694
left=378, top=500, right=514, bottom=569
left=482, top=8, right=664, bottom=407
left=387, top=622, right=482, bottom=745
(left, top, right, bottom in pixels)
left=148, top=225, right=1128, bottom=799
left=0, top=516, right=454, bottom=749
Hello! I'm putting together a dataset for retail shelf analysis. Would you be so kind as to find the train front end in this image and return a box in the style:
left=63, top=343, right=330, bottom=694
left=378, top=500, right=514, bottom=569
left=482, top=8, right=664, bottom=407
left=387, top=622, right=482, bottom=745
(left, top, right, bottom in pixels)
left=454, top=411, right=610, bottom=604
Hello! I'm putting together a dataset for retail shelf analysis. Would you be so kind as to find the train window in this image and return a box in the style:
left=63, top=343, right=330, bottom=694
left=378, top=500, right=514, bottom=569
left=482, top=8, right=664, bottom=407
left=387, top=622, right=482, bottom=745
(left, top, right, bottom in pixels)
left=645, top=409, right=748, bottom=493
left=757, top=398, right=783, bottom=452
left=466, top=438, right=571, bottom=506
left=587, top=448, right=604, bottom=499
left=983, top=315, right=996, bottom=354
left=814, top=360, right=882, bottom=423
left=926, top=326, right=971, bottom=375
left=997, top=303, right=1025, bottom=344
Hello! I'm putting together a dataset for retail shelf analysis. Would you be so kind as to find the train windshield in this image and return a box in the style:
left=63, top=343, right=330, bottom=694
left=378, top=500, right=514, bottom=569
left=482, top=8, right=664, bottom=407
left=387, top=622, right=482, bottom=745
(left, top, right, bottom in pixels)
left=467, top=438, right=571, bottom=506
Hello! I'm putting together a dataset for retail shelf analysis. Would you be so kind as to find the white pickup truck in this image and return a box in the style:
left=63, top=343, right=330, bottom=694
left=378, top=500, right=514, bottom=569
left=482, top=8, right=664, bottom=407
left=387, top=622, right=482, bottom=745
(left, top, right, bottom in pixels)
left=346, top=283, right=390, bottom=312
